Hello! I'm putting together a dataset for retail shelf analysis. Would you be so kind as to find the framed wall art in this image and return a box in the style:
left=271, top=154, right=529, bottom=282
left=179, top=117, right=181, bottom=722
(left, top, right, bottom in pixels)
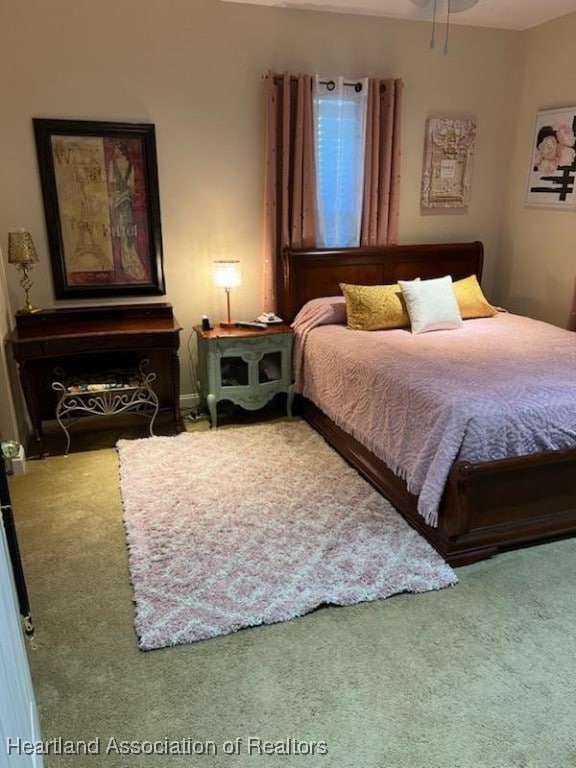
left=525, top=107, right=576, bottom=209
left=421, top=117, right=476, bottom=209
left=33, top=118, right=165, bottom=299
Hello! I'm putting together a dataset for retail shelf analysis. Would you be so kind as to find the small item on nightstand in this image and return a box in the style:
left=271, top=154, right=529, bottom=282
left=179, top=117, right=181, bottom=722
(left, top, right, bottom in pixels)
left=236, top=320, right=267, bottom=329
left=201, top=315, right=212, bottom=331
left=257, top=312, right=283, bottom=324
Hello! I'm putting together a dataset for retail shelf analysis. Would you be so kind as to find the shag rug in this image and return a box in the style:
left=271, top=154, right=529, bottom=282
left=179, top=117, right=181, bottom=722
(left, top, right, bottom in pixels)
left=117, top=421, right=457, bottom=650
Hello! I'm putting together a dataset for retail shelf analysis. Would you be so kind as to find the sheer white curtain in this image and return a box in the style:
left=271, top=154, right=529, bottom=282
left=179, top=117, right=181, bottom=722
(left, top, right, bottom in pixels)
left=312, top=75, right=368, bottom=248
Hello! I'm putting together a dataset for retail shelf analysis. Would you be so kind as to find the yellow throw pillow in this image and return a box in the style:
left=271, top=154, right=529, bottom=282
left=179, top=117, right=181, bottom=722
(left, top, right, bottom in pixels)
left=340, top=283, right=410, bottom=330
left=453, top=275, right=498, bottom=319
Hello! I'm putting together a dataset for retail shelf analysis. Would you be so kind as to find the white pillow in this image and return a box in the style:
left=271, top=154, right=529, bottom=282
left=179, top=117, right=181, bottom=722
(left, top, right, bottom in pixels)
left=398, top=275, right=463, bottom=334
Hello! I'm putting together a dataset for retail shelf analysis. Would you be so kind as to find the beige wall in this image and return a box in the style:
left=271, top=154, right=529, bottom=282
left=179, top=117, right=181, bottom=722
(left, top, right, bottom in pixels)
left=498, top=12, right=576, bottom=326
left=0, top=0, right=538, bottom=439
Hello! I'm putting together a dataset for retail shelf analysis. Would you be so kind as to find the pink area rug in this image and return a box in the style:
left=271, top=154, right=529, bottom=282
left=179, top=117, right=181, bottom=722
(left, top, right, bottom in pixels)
left=117, top=421, right=457, bottom=650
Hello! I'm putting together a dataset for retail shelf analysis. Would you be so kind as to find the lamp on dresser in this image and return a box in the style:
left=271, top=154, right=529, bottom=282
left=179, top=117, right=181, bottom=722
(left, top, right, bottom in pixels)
left=7, top=229, right=40, bottom=313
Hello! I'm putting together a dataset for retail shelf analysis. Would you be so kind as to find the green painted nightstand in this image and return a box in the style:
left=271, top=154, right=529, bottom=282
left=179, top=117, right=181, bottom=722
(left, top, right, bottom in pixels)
left=194, top=324, right=294, bottom=428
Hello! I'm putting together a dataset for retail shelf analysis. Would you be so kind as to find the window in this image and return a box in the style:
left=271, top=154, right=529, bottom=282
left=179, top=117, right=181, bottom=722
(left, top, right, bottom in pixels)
left=313, top=76, right=368, bottom=248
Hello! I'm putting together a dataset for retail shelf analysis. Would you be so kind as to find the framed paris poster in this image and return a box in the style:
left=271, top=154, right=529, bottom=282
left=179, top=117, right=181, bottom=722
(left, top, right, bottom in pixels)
left=526, top=107, right=576, bottom=209
left=33, top=118, right=165, bottom=299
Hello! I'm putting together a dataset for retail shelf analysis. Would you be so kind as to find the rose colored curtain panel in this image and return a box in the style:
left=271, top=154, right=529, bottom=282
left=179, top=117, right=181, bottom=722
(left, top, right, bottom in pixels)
left=262, top=72, right=403, bottom=311
left=262, top=72, right=316, bottom=311
left=361, top=78, right=403, bottom=247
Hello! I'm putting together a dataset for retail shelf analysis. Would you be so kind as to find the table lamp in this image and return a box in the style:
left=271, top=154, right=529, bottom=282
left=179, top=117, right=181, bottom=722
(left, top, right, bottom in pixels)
left=213, top=260, right=241, bottom=328
left=8, top=229, right=40, bottom=313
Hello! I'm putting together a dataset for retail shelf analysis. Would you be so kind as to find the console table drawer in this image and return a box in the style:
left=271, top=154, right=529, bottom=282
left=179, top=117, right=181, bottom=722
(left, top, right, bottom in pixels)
left=40, top=335, right=156, bottom=356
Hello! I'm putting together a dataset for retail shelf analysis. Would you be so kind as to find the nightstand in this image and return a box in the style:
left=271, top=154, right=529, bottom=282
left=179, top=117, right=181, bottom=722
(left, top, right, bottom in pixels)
left=194, top=324, right=294, bottom=428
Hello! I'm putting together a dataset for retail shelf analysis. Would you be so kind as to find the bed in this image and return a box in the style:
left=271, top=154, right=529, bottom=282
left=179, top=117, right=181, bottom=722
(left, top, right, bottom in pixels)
left=278, top=241, right=576, bottom=566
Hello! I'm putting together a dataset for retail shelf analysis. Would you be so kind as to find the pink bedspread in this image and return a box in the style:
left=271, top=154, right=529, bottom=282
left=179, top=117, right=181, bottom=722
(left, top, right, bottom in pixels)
left=293, top=312, right=576, bottom=526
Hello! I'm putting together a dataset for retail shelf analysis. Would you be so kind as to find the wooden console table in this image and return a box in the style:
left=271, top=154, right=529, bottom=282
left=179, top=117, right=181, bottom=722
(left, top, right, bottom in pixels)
left=6, top=303, right=182, bottom=453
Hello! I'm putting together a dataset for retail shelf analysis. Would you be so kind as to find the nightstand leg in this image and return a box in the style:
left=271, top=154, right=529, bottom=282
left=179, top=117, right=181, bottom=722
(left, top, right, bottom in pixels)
left=286, top=384, right=295, bottom=418
left=206, top=393, right=218, bottom=428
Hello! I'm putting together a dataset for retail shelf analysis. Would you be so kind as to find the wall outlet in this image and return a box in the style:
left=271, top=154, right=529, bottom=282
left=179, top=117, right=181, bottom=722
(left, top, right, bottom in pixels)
left=5, top=445, right=26, bottom=476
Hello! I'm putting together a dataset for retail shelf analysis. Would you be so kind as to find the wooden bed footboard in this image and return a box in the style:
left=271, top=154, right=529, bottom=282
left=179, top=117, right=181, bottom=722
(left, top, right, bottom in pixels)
left=301, top=398, right=576, bottom=566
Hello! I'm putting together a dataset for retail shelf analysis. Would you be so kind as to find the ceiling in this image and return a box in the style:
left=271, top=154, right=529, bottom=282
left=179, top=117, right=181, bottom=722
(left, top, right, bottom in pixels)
left=220, top=0, right=576, bottom=31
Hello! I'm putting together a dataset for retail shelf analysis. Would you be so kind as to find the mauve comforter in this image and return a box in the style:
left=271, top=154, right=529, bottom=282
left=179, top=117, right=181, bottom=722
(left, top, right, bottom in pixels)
left=293, top=312, right=576, bottom=526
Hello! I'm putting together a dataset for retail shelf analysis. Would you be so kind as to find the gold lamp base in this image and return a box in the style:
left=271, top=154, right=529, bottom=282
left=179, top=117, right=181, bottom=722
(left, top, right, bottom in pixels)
left=17, top=265, right=41, bottom=314
left=17, top=303, right=41, bottom=314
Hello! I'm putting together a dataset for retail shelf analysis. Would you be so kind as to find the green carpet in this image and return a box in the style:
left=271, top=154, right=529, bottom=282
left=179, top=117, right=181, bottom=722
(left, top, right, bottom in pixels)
left=9, top=427, right=576, bottom=768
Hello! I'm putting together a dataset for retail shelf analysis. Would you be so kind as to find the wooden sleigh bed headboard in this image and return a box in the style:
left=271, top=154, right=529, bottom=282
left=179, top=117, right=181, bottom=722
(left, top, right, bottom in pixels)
left=278, top=241, right=484, bottom=322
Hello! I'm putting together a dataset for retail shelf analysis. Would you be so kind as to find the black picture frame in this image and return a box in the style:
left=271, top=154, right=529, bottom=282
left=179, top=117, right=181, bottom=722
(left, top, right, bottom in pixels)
left=33, top=118, right=165, bottom=299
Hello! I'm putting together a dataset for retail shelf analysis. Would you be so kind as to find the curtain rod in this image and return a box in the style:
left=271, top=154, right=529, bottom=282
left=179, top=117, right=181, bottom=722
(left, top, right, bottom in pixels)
left=270, top=74, right=389, bottom=92
left=321, top=79, right=363, bottom=92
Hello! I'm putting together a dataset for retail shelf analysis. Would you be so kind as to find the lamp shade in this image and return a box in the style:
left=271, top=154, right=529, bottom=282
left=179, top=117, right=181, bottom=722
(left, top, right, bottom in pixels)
left=213, top=260, right=241, bottom=291
left=8, top=230, right=39, bottom=266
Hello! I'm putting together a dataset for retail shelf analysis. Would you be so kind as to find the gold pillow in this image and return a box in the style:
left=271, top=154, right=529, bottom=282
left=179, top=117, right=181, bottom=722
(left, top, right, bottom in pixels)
left=340, top=282, right=410, bottom=330
left=453, top=275, right=498, bottom=319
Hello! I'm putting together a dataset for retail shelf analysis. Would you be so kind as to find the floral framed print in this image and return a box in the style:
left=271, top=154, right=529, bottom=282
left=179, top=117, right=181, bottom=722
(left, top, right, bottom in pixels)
left=33, top=118, right=165, bottom=299
left=526, top=107, right=576, bottom=209
left=421, top=117, right=476, bottom=209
